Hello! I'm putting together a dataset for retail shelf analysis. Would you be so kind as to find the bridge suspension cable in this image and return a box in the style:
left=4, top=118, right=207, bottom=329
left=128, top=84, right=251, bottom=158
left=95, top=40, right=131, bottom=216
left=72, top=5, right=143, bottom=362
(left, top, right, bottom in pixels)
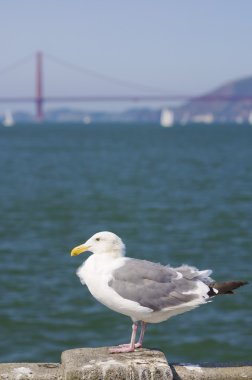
left=45, top=52, right=167, bottom=94
left=0, top=53, right=34, bottom=77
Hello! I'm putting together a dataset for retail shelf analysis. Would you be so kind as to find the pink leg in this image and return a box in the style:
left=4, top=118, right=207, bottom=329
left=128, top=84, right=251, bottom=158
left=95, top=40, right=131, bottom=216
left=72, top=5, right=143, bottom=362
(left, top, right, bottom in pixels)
left=135, top=321, right=147, bottom=348
left=109, top=322, right=138, bottom=354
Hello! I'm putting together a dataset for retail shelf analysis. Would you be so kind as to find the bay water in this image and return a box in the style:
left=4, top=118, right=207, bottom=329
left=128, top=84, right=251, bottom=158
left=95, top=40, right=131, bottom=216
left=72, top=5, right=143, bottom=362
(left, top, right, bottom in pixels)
left=0, top=123, right=251, bottom=363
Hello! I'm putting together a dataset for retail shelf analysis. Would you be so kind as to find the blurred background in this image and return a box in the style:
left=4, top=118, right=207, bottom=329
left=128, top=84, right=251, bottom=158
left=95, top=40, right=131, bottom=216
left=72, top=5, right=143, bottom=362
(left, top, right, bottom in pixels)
left=0, top=0, right=251, bottom=364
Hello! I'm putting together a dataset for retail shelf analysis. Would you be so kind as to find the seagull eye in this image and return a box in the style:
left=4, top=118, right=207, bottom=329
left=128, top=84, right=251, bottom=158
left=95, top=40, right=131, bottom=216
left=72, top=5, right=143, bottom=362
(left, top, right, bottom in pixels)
left=96, top=237, right=100, bottom=241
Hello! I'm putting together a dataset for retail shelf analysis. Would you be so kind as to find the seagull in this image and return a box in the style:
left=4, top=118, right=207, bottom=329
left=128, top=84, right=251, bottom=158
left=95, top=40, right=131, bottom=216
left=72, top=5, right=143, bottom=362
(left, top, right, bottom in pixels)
left=71, top=231, right=247, bottom=353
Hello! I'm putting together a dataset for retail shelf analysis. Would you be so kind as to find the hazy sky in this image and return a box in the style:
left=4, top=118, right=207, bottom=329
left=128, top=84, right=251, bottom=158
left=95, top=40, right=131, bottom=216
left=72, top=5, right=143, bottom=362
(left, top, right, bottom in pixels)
left=1, top=0, right=252, bottom=113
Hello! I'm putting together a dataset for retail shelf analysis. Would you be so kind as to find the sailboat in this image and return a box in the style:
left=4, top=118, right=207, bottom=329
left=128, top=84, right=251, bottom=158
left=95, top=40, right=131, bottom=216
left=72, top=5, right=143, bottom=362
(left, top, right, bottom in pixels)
left=160, top=108, right=174, bottom=127
left=248, top=111, right=252, bottom=125
left=2, top=111, right=15, bottom=127
left=83, top=115, right=92, bottom=124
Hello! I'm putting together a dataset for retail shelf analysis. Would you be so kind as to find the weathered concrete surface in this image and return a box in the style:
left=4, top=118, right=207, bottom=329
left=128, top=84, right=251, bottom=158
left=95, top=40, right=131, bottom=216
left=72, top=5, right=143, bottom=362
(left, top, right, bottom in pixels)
left=61, top=347, right=172, bottom=380
left=0, top=363, right=61, bottom=380
left=1, top=348, right=252, bottom=380
left=171, top=362, right=252, bottom=380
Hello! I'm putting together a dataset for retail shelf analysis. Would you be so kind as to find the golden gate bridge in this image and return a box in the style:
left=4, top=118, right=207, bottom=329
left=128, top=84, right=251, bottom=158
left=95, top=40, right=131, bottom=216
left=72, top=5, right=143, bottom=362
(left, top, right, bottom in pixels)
left=0, top=52, right=251, bottom=122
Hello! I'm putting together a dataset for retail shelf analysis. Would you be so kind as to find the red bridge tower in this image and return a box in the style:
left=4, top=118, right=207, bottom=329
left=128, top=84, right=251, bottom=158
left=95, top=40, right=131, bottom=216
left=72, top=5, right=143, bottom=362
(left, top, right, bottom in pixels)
left=35, top=51, right=43, bottom=121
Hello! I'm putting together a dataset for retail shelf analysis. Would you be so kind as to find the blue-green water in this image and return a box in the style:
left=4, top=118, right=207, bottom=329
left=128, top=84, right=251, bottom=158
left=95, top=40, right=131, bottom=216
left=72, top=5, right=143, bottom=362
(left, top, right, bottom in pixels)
left=0, top=123, right=251, bottom=363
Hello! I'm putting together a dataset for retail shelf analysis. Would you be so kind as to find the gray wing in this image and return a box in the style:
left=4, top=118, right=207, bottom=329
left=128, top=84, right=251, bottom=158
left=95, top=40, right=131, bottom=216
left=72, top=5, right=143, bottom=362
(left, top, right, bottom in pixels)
left=109, top=259, right=201, bottom=311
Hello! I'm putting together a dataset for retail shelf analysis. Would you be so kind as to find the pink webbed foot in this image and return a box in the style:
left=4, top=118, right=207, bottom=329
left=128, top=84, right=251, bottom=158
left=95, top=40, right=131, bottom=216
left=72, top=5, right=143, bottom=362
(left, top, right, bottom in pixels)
left=118, top=343, right=142, bottom=349
left=134, top=342, right=142, bottom=348
left=109, top=345, right=135, bottom=354
left=109, top=321, right=145, bottom=354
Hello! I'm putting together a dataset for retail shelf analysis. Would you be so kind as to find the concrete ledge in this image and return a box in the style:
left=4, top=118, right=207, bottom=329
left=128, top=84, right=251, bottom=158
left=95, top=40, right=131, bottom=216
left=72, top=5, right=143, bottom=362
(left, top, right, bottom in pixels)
left=171, top=362, right=252, bottom=380
left=0, top=363, right=61, bottom=380
left=62, top=347, right=172, bottom=380
left=1, top=347, right=252, bottom=380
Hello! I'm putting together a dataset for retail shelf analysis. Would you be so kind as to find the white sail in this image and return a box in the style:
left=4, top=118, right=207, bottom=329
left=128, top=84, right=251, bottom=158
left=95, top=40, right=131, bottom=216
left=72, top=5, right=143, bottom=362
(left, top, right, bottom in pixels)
left=3, top=111, right=15, bottom=127
left=160, top=108, right=174, bottom=127
left=83, top=115, right=91, bottom=124
left=248, top=111, right=252, bottom=125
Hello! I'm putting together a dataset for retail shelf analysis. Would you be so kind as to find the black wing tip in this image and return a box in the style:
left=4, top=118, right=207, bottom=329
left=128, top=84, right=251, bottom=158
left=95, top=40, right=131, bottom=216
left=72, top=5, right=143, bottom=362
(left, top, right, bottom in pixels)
left=208, top=280, right=248, bottom=297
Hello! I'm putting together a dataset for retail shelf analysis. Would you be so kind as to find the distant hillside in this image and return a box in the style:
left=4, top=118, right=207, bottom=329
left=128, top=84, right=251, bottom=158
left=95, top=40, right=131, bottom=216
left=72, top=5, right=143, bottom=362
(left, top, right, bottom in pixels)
left=175, top=76, right=252, bottom=123
left=0, top=107, right=160, bottom=124
left=44, top=107, right=160, bottom=123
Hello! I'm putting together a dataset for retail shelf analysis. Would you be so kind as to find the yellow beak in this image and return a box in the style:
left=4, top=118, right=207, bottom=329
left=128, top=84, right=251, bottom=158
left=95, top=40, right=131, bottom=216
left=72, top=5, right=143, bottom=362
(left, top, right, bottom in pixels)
left=70, top=244, right=91, bottom=257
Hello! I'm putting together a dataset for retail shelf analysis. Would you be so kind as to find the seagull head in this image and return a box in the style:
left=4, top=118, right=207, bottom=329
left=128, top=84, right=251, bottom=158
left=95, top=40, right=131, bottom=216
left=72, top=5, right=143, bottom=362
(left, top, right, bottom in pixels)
left=71, top=231, right=126, bottom=258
